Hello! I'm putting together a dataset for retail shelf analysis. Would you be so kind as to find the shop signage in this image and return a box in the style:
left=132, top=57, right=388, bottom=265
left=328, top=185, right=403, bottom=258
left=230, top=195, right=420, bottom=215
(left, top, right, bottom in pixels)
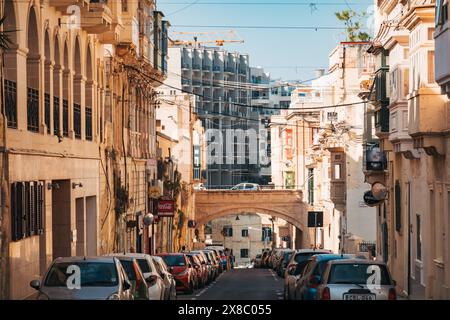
left=157, top=199, right=175, bottom=217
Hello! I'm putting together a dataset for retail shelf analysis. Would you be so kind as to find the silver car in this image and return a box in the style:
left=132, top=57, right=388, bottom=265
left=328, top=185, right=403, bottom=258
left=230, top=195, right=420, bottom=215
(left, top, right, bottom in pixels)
left=152, top=255, right=177, bottom=300
left=29, top=257, right=133, bottom=300
left=316, top=259, right=397, bottom=300
left=231, top=183, right=260, bottom=190
left=105, top=253, right=165, bottom=300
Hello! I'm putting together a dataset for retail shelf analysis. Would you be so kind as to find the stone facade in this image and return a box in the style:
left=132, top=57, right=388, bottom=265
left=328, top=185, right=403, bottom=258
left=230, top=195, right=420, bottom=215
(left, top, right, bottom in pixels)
left=0, top=0, right=168, bottom=299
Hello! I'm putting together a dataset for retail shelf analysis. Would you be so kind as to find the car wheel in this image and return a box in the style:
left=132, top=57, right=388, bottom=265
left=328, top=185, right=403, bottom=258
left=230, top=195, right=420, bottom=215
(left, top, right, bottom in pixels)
left=187, top=281, right=194, bottom=294
left=170, top=286, right=177, bottom=300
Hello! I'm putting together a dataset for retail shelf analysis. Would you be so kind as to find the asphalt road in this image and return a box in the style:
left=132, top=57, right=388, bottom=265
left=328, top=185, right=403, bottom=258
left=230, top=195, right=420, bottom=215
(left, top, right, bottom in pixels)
left=178, top=268, right=284, bottom=300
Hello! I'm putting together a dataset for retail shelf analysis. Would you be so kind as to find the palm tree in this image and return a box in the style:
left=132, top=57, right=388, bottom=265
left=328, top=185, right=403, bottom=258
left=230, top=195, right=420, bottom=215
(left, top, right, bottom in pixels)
left=0, top=15, right=13, bottom=50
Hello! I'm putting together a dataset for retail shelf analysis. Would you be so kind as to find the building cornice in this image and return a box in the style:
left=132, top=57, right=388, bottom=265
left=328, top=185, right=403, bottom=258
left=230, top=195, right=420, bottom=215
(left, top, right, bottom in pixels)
left=400, top=4, right=435, bottom=31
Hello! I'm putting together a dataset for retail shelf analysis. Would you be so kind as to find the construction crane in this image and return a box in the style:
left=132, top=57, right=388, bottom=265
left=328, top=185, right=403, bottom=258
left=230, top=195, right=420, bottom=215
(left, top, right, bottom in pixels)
left=170, top=30, right=244, bottom=47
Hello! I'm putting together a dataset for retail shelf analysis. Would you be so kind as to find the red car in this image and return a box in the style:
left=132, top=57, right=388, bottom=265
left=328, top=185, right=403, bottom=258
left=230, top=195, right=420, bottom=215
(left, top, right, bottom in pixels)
left=157, top=253, right=195, bottom=293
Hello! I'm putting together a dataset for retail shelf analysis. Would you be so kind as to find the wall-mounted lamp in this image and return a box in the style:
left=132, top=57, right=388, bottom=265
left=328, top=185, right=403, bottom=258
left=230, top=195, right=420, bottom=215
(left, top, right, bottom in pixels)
left=47, top=182, right=60, bottom=190
left=72, top=182, right=83, bottom=189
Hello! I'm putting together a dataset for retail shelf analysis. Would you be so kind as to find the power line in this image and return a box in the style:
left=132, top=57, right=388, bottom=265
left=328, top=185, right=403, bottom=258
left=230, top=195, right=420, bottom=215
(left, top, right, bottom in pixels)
left=160, top=2, right=372, bottom=6
left=172, top=24, right=364, bottom=30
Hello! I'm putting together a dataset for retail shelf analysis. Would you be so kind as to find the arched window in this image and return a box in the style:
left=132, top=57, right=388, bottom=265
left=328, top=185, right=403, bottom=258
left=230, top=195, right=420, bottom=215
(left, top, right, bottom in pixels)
left=26, top=7, right=40, bottom=132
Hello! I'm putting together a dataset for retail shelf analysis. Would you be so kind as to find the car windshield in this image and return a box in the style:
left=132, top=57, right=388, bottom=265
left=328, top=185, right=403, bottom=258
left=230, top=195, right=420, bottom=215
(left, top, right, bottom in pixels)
left=294, top=252, right=317, bottom=264
left=161, top=255, right=186, bottom=266
left=137, top=259, right=152, bottom=273
left=284, top=252, right=293, bottom=263
left=44, top=262, right=118, bottom=287
left=328, top=264, right=392, bottom=285
left=118, top=260, right=138, bottom=281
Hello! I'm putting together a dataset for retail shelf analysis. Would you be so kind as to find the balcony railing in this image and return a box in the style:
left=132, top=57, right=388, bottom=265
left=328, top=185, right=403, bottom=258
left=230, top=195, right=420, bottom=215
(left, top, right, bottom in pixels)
left=5, top=80, right=17, bottom=129
left=74, top=103, right=81, bottom=139
left=53, top=97, right=60, bottom=136
left=27, top=87, right=39, bottom=133
left=86, top=106, right=93, bottom=141
left=181, top=79, right=191, bottom=86
left=202, top=64, right=211, bottom=71
left=192, top=63, right=201, bottom=70
left=63, top=99, right=69, bottom=137
left=192, top=80, right=202, bottom=86
left=181, top=62, right=190, bottom=70
left=213, top=65, right=221, bottom=72
left=45, top=93, right=51, bottom=134
left=239, top=68, right=247, bottom=75
left=225, top=66, right=235, bottom=73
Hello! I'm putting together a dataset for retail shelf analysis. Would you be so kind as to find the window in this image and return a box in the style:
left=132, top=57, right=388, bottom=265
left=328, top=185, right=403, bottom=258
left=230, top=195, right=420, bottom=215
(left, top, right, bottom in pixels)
left=11, top=181, right=44, bottom=241
left=334, top=164, right=341, bottom=180
left=223, top=226, right=233, bottom=237
left=241, top=229, right=249, bottom=237
left=428, top=51, right=435, bottom=84
left=327, top=112, right=338, bottom=122
left=308, top=168, right=314, bottom=205
left=240, top=249, right=249, bottom=258
left=261, top=227, right=272, bottom=241
left=395, top=181, right=401, bottom=232
left=416, top=214, right=422, bottom=261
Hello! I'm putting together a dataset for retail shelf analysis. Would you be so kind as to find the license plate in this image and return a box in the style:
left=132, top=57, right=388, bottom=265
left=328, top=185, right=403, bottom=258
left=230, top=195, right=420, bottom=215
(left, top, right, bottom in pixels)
left=343, top=294, right=376, bottom=300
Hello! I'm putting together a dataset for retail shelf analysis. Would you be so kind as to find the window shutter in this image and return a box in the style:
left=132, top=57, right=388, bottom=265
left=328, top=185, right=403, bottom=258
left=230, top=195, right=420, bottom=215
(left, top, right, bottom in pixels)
left=395, top=181, right=401, bottom=232
left=11, top=182, right=24, bottom=241
left=37, top=182, right=44, bottom=235
left=28, top=182, right=36, bottom=236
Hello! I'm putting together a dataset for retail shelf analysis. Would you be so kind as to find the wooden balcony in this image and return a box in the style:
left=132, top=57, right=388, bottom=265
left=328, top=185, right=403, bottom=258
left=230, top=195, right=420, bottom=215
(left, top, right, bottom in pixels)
left=80, top=2, right=113, bottom=34
left=49, top=0, right=89, bottom=12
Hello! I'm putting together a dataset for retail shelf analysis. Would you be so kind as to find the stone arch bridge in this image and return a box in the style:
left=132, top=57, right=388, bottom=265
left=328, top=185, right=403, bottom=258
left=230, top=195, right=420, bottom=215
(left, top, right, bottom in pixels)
left=194, top=189, right=311, bottom=248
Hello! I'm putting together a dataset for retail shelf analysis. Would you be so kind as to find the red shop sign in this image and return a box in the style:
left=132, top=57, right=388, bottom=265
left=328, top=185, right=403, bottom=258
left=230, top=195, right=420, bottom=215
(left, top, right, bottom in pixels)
left=158, top=200, right=175, bottom=217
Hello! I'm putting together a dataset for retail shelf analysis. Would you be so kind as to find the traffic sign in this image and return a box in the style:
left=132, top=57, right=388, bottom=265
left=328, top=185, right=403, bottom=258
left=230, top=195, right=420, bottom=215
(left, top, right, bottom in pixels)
left=308, top=211, right=324, bottom=228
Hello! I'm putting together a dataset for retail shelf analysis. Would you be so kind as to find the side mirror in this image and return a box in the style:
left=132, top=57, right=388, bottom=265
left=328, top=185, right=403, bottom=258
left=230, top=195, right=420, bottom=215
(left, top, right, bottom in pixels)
left=287, top=266, right=296, bottom=275
left=123, top=280, right=132, bottom=291
left=30, top=279, right=41, bottom=290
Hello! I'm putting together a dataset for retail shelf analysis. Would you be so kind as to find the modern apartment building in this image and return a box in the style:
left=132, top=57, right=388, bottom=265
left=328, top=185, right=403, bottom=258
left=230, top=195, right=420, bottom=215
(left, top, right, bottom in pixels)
left=165, top=46, right=260, bottom=188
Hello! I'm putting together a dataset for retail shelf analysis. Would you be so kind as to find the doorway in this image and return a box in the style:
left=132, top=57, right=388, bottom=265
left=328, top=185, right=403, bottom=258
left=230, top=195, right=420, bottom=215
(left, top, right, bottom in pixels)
left=52, top=180, right=71, bottom=260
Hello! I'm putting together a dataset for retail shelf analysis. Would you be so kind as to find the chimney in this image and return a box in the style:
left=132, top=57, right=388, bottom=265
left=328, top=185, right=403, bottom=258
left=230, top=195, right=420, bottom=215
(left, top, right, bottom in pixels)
left=315, top=68, right=325, bottom=78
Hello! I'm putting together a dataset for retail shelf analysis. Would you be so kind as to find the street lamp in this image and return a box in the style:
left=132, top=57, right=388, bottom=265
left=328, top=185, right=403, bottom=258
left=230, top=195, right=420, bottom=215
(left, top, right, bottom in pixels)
left=143, top=213, right=155, bottom=254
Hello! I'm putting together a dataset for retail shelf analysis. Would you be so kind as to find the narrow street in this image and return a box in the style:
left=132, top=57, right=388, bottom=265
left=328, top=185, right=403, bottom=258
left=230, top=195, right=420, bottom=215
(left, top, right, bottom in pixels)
left=180, top=269, right=284, bottom=300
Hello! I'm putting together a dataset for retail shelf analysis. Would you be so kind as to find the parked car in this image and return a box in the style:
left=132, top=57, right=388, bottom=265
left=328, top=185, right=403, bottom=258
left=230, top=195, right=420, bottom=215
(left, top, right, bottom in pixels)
left=29, top=257, right=133, bottom=300
left=231, top=183, right=261, bottom=190
left=204, top=248, right=223, bottom=273
left=106, top=253, right=164, bottom=300
left=295, top=254, right=355, bottom=300
left=316, top=259, right=397, bottom=300
left=278, top=249, right=294, bottom=277
left=108, top=255, right=149, bottom=300
left=152, top=255, right=177, bottom=300
left=253, top=254, right=262, bottom=268
left=283, top=249, right=331, bottom=300
left=186, top=253, right=206, bottom=288
left=191, top=250, right=216, bottom=283
left=284, top=260, right=310, bottom=300
left=261, top=251, right=271, bottom=268
left=157, top=253, right=195, bottom=294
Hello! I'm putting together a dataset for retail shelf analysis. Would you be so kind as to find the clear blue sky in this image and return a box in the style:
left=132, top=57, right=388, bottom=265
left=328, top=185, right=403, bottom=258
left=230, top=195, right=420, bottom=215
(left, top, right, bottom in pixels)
left=158, top=0, right=373, bottom=82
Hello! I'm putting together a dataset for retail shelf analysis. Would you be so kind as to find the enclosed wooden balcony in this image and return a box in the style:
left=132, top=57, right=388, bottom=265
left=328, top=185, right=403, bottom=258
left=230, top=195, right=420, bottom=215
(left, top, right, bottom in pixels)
left=80, top=1, right=113, bottom=34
